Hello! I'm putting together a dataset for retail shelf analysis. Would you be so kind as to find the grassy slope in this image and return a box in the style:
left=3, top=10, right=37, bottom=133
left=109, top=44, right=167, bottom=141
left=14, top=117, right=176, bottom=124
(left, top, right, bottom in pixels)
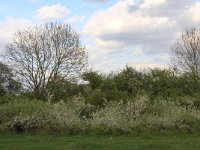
left=0, top=134, right=200, bottom=150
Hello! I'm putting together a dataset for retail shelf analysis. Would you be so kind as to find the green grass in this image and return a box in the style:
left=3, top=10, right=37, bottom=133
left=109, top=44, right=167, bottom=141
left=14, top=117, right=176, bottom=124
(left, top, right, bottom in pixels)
left=0, top=134, right=200, bottom=150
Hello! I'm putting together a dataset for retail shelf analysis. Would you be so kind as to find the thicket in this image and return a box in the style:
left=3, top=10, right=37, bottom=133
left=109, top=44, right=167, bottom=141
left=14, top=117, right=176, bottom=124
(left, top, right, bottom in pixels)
left=1, top=95, right=200, bottom=135
left=1, top=57, right=200, bottom=135
left=1, top=64, right=200, bottom=134
left=2, top=64, right=200, bottom=106
left=82, top=66, right=200, bottom=106
left=1, top=25, right=200, bottom=134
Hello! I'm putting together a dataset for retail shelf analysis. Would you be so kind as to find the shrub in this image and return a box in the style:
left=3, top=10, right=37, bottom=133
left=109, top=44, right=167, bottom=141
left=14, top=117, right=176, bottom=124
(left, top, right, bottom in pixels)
left=1, top=95, right=200, bottom=135
left=0, top=96, right=89, bottom=134
left=90, top=96, right=150, bottom=134
left=86, top=89, right=128, bottom=106
left=139, top=101, right=200, bottom=132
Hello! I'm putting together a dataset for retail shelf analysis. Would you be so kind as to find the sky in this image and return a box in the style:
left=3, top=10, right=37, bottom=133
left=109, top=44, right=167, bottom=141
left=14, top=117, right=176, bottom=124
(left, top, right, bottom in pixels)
left=1, top=0, right=200, bottom=72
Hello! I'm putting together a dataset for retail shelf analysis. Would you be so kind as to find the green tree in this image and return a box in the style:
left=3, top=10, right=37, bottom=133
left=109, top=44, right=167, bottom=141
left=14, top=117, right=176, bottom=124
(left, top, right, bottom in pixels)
left=114, top=66, right=143, bottom=97
left=82, top=71, right=103, bottom=90
left=146, top=68, right=178, bottom=98
left=0, top=62, right=21, bottom=96
left=45, top=77, right=84, bottom=102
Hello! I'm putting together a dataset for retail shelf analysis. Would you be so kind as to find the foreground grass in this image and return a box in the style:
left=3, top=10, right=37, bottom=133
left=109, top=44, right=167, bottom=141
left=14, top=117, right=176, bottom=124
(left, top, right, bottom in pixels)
left=0, top=134, right=200, bottom=150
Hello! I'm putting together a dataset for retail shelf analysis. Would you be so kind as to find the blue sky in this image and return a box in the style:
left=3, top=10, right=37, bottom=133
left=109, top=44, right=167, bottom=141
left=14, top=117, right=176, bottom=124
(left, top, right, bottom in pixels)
left=0, top=0, right=112, bottom=18
left=1, top=0, right=200, bottom=72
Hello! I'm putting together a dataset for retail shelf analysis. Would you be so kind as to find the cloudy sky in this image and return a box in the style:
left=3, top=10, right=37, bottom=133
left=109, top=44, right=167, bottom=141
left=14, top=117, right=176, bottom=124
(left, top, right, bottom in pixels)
left=1, top=0, right=200, bottom=72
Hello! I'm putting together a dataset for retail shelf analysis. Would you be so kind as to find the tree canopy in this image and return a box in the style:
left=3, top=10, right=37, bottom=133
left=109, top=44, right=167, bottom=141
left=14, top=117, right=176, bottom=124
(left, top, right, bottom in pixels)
left=5, top=23, right=88, bottom=100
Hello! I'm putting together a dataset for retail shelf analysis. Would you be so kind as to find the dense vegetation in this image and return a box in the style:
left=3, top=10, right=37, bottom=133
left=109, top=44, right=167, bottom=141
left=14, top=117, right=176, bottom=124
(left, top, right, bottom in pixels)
left=1, top=66, right=200, bottom=134
left=1, top=24, right=200, bottom=135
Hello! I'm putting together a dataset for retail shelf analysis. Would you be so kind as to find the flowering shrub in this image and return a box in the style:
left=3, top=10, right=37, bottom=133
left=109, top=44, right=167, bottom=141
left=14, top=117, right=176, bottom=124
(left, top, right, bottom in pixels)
left=0, top=97, right=88, bottom=134
left=90, top=96, right=150, bottom=134
left=1, top=95, right=200, bottom=134
left=138, top=101, right=200, bottom=132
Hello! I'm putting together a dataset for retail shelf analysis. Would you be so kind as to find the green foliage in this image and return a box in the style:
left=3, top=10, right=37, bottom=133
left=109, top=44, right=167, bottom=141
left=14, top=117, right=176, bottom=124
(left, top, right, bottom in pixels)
left=1, top=95, right=200, bottom=135
left=0, top=62, right=21, bottom=96
left=82, top=70, right=130, bottom=106
left=80, top=66, right=200, bottom=106
left=45, top=79, right=84, bottom=102
left=2, top=63, right=200, bottom=135
left=82, top=71, right=104, bottom=90
left=144, top=68, right=178, bottom=98
left=86, top=89, right=128, bottom=106
left=139, top=100, right=200, bottom=132
left=0, top=97, right=89, bottom=134
left=114, top=66, right=143, bottom=97
left=91, top=96, right=150, bottom=134
left=177, top=72, right=200, bottom=96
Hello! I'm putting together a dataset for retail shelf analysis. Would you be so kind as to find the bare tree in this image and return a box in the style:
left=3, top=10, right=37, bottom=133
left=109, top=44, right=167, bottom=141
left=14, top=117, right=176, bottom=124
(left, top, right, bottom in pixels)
left=5, top=23, right=88, bottom=99
left=171, top=28, right=200, bottom=79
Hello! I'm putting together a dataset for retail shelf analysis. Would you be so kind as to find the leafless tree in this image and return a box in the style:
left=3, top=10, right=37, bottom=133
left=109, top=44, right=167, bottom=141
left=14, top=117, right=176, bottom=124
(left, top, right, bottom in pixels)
left=5, top=23, right=88, bottom=99
left=171, top=28, right=200, bottom=79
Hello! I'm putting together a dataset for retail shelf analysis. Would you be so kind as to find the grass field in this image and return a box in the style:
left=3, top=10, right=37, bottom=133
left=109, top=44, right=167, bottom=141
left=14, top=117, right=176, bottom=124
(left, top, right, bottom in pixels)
left=0, top=134, right=200, bottom=150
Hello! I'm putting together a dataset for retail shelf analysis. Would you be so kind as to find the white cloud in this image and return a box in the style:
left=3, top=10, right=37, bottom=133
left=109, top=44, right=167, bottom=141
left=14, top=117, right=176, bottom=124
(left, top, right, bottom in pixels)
left=84, top=0, right=177, bottom=52
left=94, top=38, right=125, bottom=50
left=83, top=0, right=200, bottom=71
left=35, top=4, right=69, bottom=21
left=0, top=17, right=33, bottom=57
left=0, top=17, right=32, bottom=44
left=140, top=0, right=166, bottom=9
left=186, top=2, right=200, bottom=24
left=129, top=61, right=165, bottom=70
left=67, top=15, right=85, bottom=25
